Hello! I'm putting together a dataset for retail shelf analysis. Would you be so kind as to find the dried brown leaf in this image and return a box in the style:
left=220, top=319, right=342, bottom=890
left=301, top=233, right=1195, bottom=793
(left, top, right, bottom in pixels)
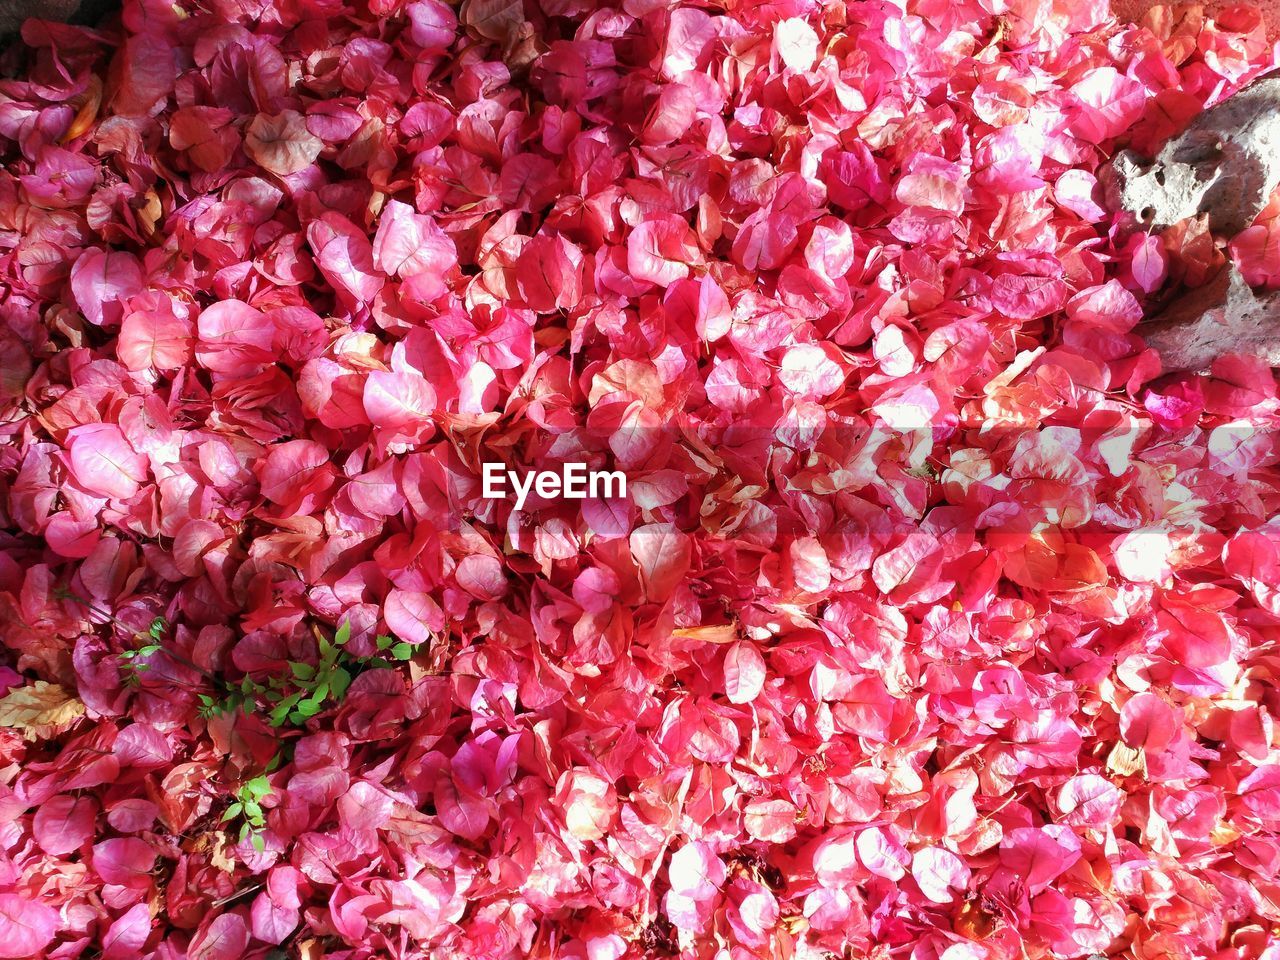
left=671, top=624, right=738, bottom=643
left=61, top=75, right=103, bottom=145
left=1106, top=741, right=1146, bottom=777
left=0, top=681, right=86, bottom=741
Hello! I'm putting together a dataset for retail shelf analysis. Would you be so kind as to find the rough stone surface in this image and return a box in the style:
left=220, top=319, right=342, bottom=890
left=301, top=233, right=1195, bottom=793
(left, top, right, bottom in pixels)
left=1105, top=76, right=1280, bottom=237
left=0, top=0, right=103, bottom=35
left=1112, top=0, right=1280, bottom=40
left=1142, top=265, right=1280, bottom=370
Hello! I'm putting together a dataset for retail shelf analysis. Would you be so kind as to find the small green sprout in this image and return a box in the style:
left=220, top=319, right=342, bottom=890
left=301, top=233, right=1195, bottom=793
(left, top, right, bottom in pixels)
left=222, top=774, right=273, bottom=852
left=375, top=633, right=415, bottom=660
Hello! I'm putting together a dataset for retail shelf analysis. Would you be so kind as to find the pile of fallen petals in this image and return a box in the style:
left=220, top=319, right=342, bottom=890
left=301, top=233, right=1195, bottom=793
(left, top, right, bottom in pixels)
left=2, top=0, right=1280, bottom=957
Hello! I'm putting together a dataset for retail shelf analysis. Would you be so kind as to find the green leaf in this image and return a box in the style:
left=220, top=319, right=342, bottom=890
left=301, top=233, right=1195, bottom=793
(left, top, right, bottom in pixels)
left=294, top=699, right=321, bottom=718
left=289, top=662, right=316, bottom=681
left=221, top=803, right=243, bottom=823
left=330, top=666, right=352, bottom=700
left=242, top=800, right=263, bottom=822
left=271, top=691, right=298, bottom=721
left=376, top=634, right=394, bottom=650
left=334, top=622, right=351, bottom=646
left=149, top=617, right=167, bottom=639
left=251, top=832, right=265, bottom=852
left=392, top=642, right=414, bottom=660
left=244, top=775, right=272, bottom=799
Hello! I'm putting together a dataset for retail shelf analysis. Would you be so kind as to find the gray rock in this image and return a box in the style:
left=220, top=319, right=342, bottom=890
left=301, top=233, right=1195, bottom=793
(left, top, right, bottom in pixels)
left=1105, top=76, right=1280, bottom=237
left=0, top=0, right=109, bottom=35
left=1142, top=264, right=1280, bottom=371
